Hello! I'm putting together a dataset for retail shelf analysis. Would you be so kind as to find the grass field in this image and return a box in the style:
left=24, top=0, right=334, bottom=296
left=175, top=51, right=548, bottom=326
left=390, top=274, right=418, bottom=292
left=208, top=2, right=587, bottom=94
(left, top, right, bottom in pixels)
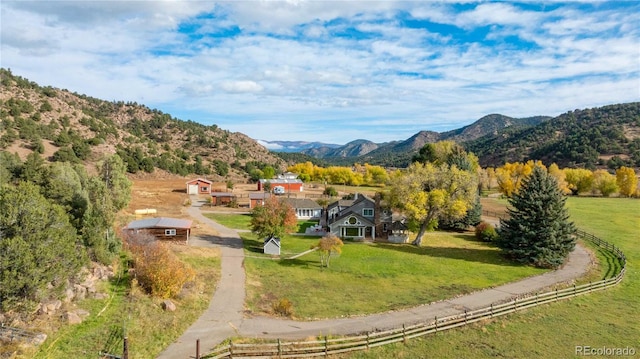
left=242, top=230, right=547, bottom=319
left=204, top=212, right=318, bottom=234
left=345, top=197, right=639, bottom=358
left=32, top=246, right=220, bottom=359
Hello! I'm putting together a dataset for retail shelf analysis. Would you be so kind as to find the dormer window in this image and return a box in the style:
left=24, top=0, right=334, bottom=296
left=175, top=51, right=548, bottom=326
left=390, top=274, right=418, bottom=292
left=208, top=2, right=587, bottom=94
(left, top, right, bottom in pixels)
left=363, top=208, right=373, bottom=217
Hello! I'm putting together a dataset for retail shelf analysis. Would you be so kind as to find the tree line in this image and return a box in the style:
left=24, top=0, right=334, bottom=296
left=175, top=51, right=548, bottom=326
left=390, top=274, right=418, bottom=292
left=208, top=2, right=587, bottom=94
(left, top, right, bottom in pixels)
left=482, top=161, right=638, bottom=198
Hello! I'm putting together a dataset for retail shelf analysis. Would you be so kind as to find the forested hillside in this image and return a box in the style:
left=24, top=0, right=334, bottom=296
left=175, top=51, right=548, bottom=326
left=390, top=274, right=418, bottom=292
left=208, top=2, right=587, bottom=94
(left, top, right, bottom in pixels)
left=467, top=103, right=640, bottom=168
left=0, top=69, right=285, bottom=179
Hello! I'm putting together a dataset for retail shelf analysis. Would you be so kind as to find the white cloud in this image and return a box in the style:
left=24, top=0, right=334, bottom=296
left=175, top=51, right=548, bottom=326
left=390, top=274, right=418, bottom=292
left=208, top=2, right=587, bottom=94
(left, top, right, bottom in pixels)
left=220, top=80, right=264, bottom=94
left=1, top=1, right=638, bottom=145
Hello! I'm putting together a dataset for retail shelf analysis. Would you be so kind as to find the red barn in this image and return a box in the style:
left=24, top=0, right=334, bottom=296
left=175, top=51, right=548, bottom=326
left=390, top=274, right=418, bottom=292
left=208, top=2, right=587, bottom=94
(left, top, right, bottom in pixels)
left=257, top=172, right=303, bottom=193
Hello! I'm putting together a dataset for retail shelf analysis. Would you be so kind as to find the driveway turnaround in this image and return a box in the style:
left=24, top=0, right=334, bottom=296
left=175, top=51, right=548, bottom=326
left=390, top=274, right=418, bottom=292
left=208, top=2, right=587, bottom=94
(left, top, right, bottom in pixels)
left=158, top=203, right=592, bottom=358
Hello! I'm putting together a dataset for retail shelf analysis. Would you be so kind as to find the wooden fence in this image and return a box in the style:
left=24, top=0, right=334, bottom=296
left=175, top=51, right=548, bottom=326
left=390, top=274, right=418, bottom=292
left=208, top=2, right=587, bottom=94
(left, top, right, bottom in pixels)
left=199, top=230, right=626, bottom=359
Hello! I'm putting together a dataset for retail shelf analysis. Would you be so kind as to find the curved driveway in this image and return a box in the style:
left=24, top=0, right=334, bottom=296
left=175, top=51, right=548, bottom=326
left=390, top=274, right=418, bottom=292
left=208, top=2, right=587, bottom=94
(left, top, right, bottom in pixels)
left=158, top=202, right=592, bottom=358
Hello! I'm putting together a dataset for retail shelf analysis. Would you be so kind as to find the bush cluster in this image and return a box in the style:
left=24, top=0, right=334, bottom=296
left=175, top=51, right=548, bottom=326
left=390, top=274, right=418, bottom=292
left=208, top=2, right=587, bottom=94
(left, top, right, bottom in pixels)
left=272, top=298, right=294, bottom=317
left=123, top=233, right=195, bottom=299
left=475, top=221, right=498, bottom=242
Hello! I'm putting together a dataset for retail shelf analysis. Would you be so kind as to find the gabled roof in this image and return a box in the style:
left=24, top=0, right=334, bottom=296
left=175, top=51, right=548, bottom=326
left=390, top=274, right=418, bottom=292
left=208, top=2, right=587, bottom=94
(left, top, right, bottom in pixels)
left=264, top=236, right=281, bottom=247
left=327, top=199, right=354, bottom=211
left=280, top=198, right=322, bottom=209
left=125, top=217, right=193, bottom=230
left=186, top=178, right=212, bottom=185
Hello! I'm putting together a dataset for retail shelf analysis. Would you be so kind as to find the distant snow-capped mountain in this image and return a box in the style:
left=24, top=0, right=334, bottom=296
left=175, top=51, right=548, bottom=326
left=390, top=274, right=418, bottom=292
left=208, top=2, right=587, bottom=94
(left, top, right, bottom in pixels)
left=257, top=140, right=341, bottom=152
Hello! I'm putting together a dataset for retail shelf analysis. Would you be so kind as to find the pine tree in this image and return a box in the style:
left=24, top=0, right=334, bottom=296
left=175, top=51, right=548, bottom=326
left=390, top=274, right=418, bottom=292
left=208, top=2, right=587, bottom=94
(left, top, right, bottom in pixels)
left=497, top=165, right=576, bottom=268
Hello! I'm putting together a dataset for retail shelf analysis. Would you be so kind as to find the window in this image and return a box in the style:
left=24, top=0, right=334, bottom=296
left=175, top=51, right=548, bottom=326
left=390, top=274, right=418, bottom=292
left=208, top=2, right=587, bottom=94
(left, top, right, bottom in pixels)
left=345, top=227, right=359, bottom=237
left=383, top=223, right=388, bottom=231
left=201, top=186, right=209, bottom=192
left=348, top=216, right=357, bottom=225
left=363, top=208, right=374, bottom=217
left=165, top=229, right=176, bottom=236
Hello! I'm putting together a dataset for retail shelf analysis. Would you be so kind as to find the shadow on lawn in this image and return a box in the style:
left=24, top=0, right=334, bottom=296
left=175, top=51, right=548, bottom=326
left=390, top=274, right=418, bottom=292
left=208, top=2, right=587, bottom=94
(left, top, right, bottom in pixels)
left=375, top=242, right=524, bottom=267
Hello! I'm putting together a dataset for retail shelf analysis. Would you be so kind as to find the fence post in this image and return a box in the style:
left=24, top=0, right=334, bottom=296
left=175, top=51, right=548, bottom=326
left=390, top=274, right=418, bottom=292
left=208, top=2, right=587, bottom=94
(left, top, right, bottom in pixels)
left=278, top=338, right=281, bottom=358
left=196, top=339, right=200, bottom=359
left=402, top=324, right=407, bottom=344
left=366, top=332, right=370, bottom=350
left=573, top=284, right=577, bottom=297
left=555, top=288, right=558, bottom=301
left=123, top=337, right=129, bottom=359
left=464, top=310, right=468, bottom=325
left=490, top=304, right=493, bottom=318
left=434, top=316, right=438, bottom=333
left=229, top=339, right=233, bottom=359
left=324, top=336, right=328, bottom=357
left=514, top=298, right=517, bottom=312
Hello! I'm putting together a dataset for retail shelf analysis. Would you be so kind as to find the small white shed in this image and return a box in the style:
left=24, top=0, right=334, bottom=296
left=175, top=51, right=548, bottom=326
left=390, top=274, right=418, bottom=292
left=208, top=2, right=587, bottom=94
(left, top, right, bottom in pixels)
left=264, top=236, right=281, bottom=256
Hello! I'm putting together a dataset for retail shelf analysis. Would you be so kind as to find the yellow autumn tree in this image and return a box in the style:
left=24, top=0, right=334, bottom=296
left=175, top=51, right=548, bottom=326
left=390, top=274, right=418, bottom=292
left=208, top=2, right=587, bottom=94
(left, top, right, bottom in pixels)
left=616, top=166, right=638, bottom=197
left=495, top=160, right=544, bottom=197
left=389, top=162, right=478, bottom=246
left=592, top=169, right=618, bottom=197
left=564, top=168, right=594, bottom=195
left=312, top=233, right=344, bottom=268
left=548, top=163, right=571, bottom=195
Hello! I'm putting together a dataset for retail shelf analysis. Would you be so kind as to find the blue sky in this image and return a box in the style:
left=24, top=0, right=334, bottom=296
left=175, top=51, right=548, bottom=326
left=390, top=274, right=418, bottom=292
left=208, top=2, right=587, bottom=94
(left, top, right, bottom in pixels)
left=2, top=1, right=639, bottom=145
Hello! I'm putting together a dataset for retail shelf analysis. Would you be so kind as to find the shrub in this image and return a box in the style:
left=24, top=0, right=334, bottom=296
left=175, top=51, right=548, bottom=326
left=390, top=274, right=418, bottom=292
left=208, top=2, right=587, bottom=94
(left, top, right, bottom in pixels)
left=123, top=232, right=195, bottom=299
left=475, top=221, right=498, bottom=242
left=323, top=186, right=338, bottom=197
left=272, top=298, right=294, bottom=317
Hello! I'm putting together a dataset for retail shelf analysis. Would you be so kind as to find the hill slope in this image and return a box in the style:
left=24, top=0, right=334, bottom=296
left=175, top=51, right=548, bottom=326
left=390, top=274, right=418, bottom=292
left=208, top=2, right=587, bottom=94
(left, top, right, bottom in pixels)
left=0, top=69, right=285, bottom=178
left=467, top=103, right=640, bottom=168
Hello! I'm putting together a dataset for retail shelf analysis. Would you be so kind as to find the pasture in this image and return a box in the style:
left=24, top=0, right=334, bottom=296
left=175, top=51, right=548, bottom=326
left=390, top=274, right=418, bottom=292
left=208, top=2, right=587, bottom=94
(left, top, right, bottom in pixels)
left=345, top=197, right=639, bottom=358
left=241, top=230, right=547, bottom=319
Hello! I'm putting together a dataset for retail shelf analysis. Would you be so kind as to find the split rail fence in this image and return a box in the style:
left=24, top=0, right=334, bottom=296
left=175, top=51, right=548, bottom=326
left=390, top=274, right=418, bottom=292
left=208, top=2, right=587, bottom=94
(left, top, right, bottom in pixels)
left=199, top=230, right=626, bottom=359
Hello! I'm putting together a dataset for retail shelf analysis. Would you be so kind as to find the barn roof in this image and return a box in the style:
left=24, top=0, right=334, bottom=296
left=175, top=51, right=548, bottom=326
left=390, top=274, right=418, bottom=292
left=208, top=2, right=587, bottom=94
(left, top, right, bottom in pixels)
left=125, top=217, right=193, bottom=230
left=186, top=178, right=212, bottom=185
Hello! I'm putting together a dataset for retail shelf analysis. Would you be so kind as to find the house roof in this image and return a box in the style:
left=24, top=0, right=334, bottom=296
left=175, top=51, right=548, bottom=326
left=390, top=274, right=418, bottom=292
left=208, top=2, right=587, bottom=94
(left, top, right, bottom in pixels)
left=327, top=199, right=354, bottom=211
left=249, top=192, right=271, bottom=200
left=186, top=178, right=212, bottom=185
left=259, top=178, right=303, bottom=184
left=280, top=198, right=322, bottom=209
left=125, top=217, right=193, bottom=230
left=264, top=236, right=281, bottom=247
left=211, top=192, right=235, bottom=197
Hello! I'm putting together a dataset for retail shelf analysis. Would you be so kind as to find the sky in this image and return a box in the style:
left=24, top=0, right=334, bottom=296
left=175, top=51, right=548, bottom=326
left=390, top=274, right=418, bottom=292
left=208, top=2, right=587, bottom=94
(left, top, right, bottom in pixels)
left=1, top=1, right=639, bottom=145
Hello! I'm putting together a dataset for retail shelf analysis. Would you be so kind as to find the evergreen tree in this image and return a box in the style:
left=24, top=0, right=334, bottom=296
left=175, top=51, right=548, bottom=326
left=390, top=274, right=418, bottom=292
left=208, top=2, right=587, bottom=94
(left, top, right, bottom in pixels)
left=0, top=182, right=84, bottom=309
left=497, top=166, right=576, bottom=268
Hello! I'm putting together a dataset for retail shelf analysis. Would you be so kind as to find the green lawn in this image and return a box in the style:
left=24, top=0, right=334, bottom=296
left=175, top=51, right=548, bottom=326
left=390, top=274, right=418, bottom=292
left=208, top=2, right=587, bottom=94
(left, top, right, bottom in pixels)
left=242, top=230, right=546, bottom=319
left=33, top=246, right=220, bottom=359
left=347, top=197, right=640, bottom=358
left=204, top=212, right=318, bottom=233
left=204, top=212, right=252, bottom=230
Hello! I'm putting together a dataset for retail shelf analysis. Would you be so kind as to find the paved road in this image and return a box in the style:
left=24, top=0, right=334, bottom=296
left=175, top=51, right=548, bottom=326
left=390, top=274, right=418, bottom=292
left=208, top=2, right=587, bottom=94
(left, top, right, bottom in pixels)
left=157, top=202, right=246, bottom=359
left=158, top=203, right=592, bottom=358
